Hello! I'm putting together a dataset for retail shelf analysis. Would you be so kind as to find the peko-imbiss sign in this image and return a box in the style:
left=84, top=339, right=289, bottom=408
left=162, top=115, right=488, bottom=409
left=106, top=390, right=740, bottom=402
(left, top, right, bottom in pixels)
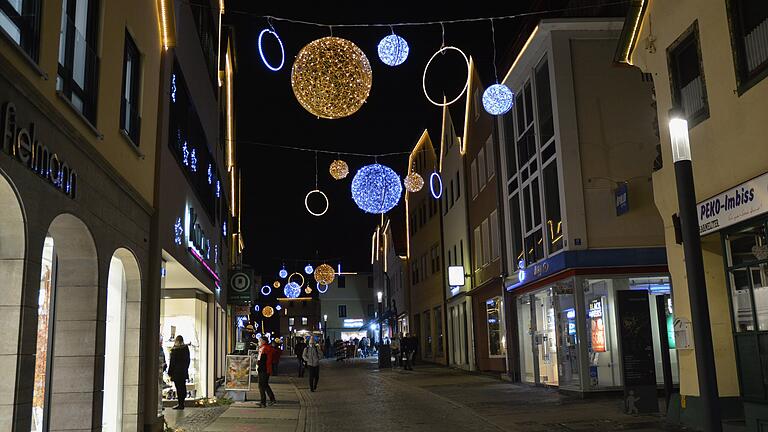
left=698, top=172, right=768, bottom=236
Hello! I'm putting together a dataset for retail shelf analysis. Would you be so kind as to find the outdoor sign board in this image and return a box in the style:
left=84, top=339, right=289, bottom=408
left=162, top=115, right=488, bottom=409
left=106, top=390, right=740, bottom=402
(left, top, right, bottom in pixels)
left=225, top=355, right=251, bottom=391
left=588, top=298, right=606, bottom=353
left=698, top=171, right=768, bottom=236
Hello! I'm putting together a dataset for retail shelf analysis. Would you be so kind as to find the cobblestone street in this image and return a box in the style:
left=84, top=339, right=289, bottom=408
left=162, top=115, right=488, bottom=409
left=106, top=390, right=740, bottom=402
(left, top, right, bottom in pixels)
left=167, top=356, right=686, bottom=432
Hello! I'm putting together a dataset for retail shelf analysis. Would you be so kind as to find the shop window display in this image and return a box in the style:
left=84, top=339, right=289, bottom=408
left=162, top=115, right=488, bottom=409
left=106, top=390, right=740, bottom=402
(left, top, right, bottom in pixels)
left=583, top=279, right=623, bottom=389
left=486, top=297, right=506, bottom=357
left=31, top=235, right=55, bottom=432
left=160, top=297, right=208, bottom=402
left=555, top=282, right=579, bottom=389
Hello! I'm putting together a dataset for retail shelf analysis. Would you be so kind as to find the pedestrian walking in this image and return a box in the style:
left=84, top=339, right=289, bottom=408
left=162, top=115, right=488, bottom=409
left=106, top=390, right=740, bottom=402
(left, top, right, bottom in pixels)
left=391, top=333, right=401, bottom=367
left=302, top=338, right=323, bottom=391
left=295, top=337, right=307, bottom=378
left=257, top=336, right=276, bottom=408
left=402, top=332, right=414, bottom=371
left=167, top=335, right=190, bottom=409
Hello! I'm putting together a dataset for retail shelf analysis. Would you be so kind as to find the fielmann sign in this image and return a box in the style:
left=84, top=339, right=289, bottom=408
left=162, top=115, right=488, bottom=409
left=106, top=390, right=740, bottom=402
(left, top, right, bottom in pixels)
left=697, top=172, right=768, bottom=236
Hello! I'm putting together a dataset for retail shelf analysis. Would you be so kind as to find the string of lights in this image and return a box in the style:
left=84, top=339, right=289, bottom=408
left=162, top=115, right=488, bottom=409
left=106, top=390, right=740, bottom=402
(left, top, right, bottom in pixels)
left=236, top=139, right=430, bottom=158
left=214, top=1, right=631, bottom=28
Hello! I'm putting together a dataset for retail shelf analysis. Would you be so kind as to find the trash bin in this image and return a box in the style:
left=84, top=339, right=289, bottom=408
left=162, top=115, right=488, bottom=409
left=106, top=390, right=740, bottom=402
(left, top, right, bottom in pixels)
left=378, top=344, right=391, bottom=368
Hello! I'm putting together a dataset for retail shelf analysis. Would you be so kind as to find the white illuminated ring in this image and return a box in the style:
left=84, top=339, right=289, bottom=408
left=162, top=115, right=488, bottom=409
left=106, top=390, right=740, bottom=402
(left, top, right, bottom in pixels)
left=288, top=272, right=305, bottom=288
left=422, top=46, right=470, bottom=107
left=258, top=28, right=285, bottom=72
left=317, top=282, right=329, bottom=294
left=305, top=189, right=329, bottom=217
left=430, top=172, right=443, bottom=199
left=261, top=285, right=272, bottom=296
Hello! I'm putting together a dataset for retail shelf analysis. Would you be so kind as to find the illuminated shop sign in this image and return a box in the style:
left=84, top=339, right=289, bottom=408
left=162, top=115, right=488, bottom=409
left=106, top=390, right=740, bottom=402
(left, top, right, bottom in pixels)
left=183, top=206, right=220, bottom=282
left=698, top=171, right=768, bottom=236
left=343, top=319, right=364, bottom=328
left=1, top=102, right=77, bottom=198
left=589, top=298, right=606, bottom=353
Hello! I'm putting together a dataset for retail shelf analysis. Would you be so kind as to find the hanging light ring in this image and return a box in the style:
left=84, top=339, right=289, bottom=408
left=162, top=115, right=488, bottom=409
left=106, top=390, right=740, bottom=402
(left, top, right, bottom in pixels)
left=261, top=285, right=272, bottom=296
left=422, top=46, right=470, bottom=107
left=317, top=282, right=329, bottom=294
left=430, top=172, right=443, bottom=199
left=305, top=189, right=329, bottom=216
left=258, top=28, right=285, bottom=71
left=288, top=272, right=305, bottom=288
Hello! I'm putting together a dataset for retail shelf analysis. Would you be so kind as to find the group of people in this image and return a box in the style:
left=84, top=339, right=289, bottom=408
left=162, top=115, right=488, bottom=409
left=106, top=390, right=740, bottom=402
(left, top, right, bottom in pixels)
left=294, top=336, right=324, bottom=391
left=392, top=333, right=418, bottom=370
left=332, top=336, right=375, bottom=361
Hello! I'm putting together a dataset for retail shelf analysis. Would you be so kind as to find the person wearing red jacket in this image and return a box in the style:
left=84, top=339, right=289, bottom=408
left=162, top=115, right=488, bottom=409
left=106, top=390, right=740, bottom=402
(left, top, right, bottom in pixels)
left=257, top=337, right=276, bottom=407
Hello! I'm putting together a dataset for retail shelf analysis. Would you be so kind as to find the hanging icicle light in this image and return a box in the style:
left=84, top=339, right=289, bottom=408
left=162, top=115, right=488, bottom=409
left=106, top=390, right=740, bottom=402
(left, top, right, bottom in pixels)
left=329, top=159, right=349, bottom=180
left=482, top=83, right=514, bottom=115
left=403, top=171, right=424, bottom=193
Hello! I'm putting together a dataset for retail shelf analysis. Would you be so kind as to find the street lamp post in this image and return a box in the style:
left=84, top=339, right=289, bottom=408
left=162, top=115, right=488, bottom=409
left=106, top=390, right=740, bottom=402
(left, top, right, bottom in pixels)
left=669, top=115, right=722, bottom=432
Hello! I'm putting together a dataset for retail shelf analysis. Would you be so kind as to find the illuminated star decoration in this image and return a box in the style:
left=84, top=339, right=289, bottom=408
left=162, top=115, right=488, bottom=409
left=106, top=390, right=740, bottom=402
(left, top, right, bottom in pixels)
left=190, top=149, right=198, bottom=172
left=276, top=305, right=282, bottom=311
left=351, top=163, right=402, bottom=214
left=284, top=282, right=301, bottom=298
left=171, top=74, right=177, bottom=103
left=482, top=83, right=514, bottom=115
left=207, top=164, right=213, bottom=184
left=291, top=37, right=373, bottom=119
left=377, top=33, right=409, bottom=66
left=174, top=218, right=183, bottom=245
left=216, top=180, right=221, bottom=197
left=182, top=142, right=189, bottom=166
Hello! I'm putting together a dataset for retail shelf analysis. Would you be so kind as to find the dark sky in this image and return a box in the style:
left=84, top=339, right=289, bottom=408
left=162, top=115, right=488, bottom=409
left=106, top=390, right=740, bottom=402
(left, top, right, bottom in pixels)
left=228, top=2, right=536, bottom=276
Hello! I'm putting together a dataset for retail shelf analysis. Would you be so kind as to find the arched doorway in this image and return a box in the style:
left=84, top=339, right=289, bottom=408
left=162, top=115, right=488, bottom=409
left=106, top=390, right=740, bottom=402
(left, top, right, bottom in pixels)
left=103, top=248, right=142, bottom=431
left=0, top=172, right=25, bottom=428
left=45, top=214, right=98, bottom=431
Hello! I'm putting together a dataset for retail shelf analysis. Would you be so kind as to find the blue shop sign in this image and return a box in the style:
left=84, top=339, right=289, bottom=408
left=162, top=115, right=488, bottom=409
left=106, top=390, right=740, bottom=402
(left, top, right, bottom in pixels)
left=616, top=182, right=629, bottom=216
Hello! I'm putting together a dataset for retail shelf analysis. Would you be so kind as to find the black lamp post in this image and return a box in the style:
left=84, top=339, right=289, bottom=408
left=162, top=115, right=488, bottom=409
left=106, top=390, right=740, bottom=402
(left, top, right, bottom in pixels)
left=669, top=114, right=722, bottom=432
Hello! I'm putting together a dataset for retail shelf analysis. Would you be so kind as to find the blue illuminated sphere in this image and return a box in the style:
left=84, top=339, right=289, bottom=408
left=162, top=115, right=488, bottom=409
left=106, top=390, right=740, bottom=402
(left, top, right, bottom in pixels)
left=278, top=268, right=288, bottom=279
left=351, top=164, right=403, bottom=214
left=482, top=83, right=514, bottom=115
left=284, top=282, right=301, bottom=298
left=304, top=264, right=314, bottom=274
left=377, top=34, right=409, bottom=66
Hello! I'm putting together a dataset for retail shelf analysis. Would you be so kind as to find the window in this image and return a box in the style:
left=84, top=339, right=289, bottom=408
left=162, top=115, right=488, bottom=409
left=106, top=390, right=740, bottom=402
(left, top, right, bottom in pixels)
left=338, top=275, right=346, bottom=288
left=470, top=160, right=478, bottom=198
left=430, top=244, right=441, bottom=274
left=435, top=306, right=443, bottom=356
left=478, top=148, right=487, bottom=191
left=481, top=219, right=490, bottom=266
left=473, top=226, right=481, bottom=270
left=485, top=137, right=495, bottom=179
left=728, top=1, right=768, bottom=92
left=490, top=210, right=500, bottom=260
left=543, top=161, right=563, bottom=253
left=288, top=317, right=294, bottom=325
left=188, top=0, right=218, bottom=86
left=535, top=58, right=554, bottom=145
left=509, top=193, right=524, bottom=262
left=301, top=317, right=308, bottom=325
left=0, top=0, right=41, bottom=59
left=338, top=304, right=347, bottom=318
left=486, top=297, right=506, bottom=356
left=668, top=22, right=709, bottom=125
left=57, top=0, right=100, bottom=123
left=421, top=254, right=428, bottom=279
left=424, top=309, right=433, bottom=357
left=120, top=32, right=141, bottom=145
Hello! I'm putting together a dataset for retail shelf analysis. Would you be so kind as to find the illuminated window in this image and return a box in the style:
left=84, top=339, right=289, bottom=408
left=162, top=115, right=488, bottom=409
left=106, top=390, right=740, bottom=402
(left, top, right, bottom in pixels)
left=486, top=297, right=506, bottom=357
left=56, top=0, right=100, bottom=123
left=0, top=0, right=41, bottom=59
left=301, top=317, right=308, bottom=326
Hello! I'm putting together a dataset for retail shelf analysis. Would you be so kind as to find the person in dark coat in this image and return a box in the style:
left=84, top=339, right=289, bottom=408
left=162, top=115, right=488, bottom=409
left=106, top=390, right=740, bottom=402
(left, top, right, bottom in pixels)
left=168, top=335, right=191, bottom=409
left=295, top=337, right=307, bottom=378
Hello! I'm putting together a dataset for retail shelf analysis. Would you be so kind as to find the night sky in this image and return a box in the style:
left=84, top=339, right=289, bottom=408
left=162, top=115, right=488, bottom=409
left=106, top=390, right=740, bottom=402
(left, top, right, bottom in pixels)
left=229, top=3, right=536, bottom=275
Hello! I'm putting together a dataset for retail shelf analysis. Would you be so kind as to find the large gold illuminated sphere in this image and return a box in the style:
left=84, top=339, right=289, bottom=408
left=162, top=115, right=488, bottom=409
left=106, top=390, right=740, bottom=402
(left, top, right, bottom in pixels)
left=404, top=172, right=424, bottom=193
left=291, top=37, right=373, bottom=119
left=314, top=264, right=335, bottom=285
left=262, top=306, right=274, bottom=318
left=329, top=159, right=349, bottom=180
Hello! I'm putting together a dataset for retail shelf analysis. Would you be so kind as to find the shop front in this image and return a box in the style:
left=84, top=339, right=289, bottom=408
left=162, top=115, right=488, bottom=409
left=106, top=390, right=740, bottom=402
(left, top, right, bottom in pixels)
left=698, top=172, right=768, bottom=428
left=507, top=249, right=675, bottom=393
left=447, top=294, right=474, bottom=370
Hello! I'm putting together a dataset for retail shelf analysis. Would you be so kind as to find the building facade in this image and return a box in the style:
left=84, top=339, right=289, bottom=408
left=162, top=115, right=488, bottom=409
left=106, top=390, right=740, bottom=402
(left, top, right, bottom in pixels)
left=439, top=104, right=476, bottom=371
left=0, top=0, right=162, bottom=430
left=498, top=19, right=669, bottom=393
left=406, top=131, right=447, bottom=364
left=464, top=60, right=509, bottom=375
left=372, top=217, right=408, bottom=339
left=320, top=272, right=377, bottom=343
left=147, top=1, right=240, bottom=428
left=619, top=0, right=768, bottom=429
